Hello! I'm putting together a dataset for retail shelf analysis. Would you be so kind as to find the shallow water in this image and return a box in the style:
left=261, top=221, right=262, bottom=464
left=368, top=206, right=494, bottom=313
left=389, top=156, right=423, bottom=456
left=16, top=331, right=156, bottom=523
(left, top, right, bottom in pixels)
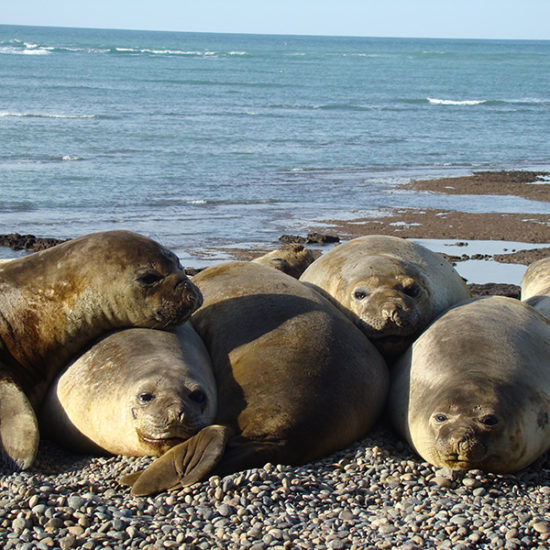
left=1, top=26, right=550, bottom=270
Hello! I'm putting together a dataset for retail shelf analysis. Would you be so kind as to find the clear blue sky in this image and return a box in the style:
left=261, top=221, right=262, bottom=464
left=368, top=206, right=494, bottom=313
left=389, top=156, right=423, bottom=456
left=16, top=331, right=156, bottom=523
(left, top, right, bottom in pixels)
left=3, top=0, right=550, bottom=40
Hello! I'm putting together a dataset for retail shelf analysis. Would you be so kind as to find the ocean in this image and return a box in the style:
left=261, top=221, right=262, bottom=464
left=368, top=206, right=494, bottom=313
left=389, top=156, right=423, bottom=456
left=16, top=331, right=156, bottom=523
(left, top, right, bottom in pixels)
left=1, top=25, right=550, bottom=270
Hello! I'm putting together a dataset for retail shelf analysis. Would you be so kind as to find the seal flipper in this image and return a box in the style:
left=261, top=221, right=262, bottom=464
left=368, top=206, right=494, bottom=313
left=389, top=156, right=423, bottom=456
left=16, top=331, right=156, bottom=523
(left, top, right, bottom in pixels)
left=120, top=424, right=230, bottom=496
left=0, top=374, right=39, bottom=469
left=213, top=435, right=287, bottom=477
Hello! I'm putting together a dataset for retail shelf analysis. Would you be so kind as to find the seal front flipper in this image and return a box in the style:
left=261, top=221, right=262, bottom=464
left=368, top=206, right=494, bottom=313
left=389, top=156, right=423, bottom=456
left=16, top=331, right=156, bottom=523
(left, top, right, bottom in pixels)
left=0, top=371, right=39, bottom=470
left=120, top=424, right=230, bottom=496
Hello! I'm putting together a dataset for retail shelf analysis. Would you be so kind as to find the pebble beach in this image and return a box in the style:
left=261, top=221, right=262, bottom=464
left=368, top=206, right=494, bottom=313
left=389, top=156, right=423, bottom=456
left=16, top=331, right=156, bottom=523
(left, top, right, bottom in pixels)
left=2, top=171, right=550, bottom=549
left=1, top=425, right=550, bottom=550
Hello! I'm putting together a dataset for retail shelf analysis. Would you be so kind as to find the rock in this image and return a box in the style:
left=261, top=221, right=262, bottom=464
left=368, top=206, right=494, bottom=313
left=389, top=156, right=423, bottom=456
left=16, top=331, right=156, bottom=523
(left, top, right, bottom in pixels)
left=532, top=520, right=550, bottom=534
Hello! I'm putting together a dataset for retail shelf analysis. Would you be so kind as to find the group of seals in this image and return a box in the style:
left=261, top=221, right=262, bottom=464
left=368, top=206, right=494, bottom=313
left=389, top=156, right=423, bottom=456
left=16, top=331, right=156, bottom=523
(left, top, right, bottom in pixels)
left=6, top=229, right=550, bottom=492
left=41, top=323, right=216, bottom=457
left=120, top=261, right=389, bottom=496
left=0, top=230, right=202, bottom=469
left=300, top=235, right=470, bottom=359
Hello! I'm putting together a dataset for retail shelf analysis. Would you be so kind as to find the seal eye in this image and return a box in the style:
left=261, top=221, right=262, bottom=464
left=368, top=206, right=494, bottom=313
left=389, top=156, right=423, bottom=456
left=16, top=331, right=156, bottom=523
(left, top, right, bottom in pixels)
left=354, top=290, right=368, bottom=300
left=480, top=414, right=499, bottom=426
left=188, top=389, right=207, bottom=406
left=137, top=272, right=165, bottom=286
left=138, top=392, right=156, bottom=405
left=403, top=284, right=421, bottom=298
left=434, top=414, right=448, bottom=423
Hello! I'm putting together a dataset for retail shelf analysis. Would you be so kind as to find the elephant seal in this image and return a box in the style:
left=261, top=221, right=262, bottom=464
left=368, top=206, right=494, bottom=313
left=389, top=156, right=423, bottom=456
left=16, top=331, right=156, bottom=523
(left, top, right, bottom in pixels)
left=41, top=324, right=216, bottom=456
left=251, top=244, right=315, bottom=279
left=0, top=230, right=202, bottom=469
left=120, top=261, right=389, bottom=496
left=521, top=256, right=550, bottom=318
left=300, top=235, right=470, bottom=360
left=389, top=296, right=550, bottom=473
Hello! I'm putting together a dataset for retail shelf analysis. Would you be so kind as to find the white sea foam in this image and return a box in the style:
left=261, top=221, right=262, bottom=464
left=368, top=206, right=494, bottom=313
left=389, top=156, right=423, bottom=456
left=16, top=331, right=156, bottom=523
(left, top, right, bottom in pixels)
left=0, top=112, right=96, bottom=119
left=0, top=45, right=50, bottom=55
left=427, top=97, right=487, bottom=106
left=61, top=155, right=82, bottom=161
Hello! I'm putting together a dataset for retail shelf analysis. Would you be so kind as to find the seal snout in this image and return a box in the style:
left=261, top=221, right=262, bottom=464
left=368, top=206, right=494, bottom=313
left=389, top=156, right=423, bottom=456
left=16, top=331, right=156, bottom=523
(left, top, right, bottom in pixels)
left=177, top=277, right=203, bottom=309
left=438, top=429, right=488, bottom=468
left=381, top=301, right=408, bottom=326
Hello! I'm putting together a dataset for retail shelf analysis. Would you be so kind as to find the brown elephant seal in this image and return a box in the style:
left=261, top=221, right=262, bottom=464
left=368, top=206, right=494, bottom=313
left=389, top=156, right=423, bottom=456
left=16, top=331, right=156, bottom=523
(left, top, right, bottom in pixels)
left=41, top=323, right=216, bottom=456
left=120, top=261, right=389, bottom=496
left=0, top=230, right=202, bottom=469
left=299, top=235, right=470, bottom=360
left=389, top=296, right=550, bottom=473
left=251, top=243, right=315, bottom=279
left=521, top=257, right=550, bottom=318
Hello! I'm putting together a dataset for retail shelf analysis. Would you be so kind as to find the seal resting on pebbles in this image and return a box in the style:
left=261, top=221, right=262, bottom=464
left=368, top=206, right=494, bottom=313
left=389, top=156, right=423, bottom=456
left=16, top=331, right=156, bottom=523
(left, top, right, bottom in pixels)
left=121, top=261, right=388, bottom=496
left=300, top=235, right=470, bottom=360
left=389, top=296, right=550, bottom=473
left=521, top=256, right=550, bottom=318
left=0, top=230, right=202, bottom=469
left=41, top=324, right=216, bottom=457
left=251, top=243, right=315, bottom=279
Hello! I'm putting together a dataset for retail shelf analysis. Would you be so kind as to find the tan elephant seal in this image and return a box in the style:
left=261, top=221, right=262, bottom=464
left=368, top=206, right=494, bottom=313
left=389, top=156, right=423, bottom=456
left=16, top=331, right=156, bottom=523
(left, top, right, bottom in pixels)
left=120, top=261, right=389, bottom=496
left=41, top=323, right=216, bottom=456
left=300, top=235, right=470, bottom=360
left=251, top=243, right=315, bottom=279
left=521, top=256, right=550, bottom=318
left=389, top=296, right=550, bottom=473
left=0, top=230, right=202, bottom=469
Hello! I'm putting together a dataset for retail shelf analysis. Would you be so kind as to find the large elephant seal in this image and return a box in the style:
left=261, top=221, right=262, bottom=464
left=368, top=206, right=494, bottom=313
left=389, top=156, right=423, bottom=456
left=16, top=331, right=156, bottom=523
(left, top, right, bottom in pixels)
left=389, top=296, right=550, bottom=473
left=300, top=235, right=470, bottom=360
left=121, top=261, right=389, bottom=496
left=521, top=256, right=550, bottom=318
left=252, top=243, right=315, bottom=279
left=0, top=230, right=202, bottom=469
left=41, top=324, right=216, bottom=457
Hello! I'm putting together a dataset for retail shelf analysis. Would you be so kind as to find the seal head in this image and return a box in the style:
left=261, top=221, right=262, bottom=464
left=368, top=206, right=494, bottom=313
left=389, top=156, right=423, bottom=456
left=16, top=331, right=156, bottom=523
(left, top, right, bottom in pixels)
left=300, top=235, right=470, bottom=360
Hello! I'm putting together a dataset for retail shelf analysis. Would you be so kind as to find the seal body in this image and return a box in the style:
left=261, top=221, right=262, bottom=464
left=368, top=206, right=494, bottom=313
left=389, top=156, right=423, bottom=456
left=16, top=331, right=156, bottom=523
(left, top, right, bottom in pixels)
left=251, top=244, right=315, bottom=279
left=300, top=235, right=470, bottom=360
left=521, top=257, right=550, bottom=318
left=41, top=324, right=216, bottom=456
left=389, top=296, right=550, bottom=473
left=0, top=230, right=202, bottom=469
left=122, top=261, right=389, bottom=495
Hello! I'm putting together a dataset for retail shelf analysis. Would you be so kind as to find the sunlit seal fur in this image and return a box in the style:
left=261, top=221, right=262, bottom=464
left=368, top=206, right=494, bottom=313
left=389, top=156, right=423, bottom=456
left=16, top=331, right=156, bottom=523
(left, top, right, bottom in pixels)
left=120, top=261, right=389, bottom=496
left=0, top=230, right=202, bottom=469
left=389, top=296, right=550, bottom=473
left=252, top=244, right=315, bottom=279
left=41, top=323, right=216, bottom=457
left=300, top=235, right=470, bottom=360
left=521, top=256, right=550, bottom=318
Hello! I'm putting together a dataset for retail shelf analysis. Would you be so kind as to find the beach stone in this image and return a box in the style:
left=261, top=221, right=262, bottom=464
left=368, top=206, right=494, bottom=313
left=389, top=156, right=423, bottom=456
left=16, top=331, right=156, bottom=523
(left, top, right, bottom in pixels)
left=532, top=520, right=550, bottom=534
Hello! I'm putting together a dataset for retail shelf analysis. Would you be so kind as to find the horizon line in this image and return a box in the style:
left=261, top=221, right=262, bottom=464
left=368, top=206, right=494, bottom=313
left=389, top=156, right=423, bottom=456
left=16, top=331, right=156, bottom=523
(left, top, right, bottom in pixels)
left=2, top=22, right=549, bottom=43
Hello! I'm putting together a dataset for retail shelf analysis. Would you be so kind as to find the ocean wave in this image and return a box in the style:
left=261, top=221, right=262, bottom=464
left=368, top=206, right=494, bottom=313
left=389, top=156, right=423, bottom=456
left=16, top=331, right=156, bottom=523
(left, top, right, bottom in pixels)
left=108, top=47, right=249, bottom=58
left=427, top=97, right=549, bottom=107
left=0, top=42, right=52, bottom=55
left=427, top=97, right=487, bottom=106
left=0, top=39, right=251, bottom=59
left=0, top=112, right=98, bottom=119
